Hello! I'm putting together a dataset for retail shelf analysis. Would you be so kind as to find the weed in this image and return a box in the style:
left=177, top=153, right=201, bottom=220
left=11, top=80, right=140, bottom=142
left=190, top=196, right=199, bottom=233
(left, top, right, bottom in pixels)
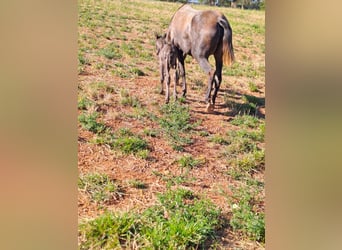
left=248, top=81, right=259, bottom=92
left=198, top=130, right=210, bottom=137
left=113, top=135, right=149, bottom=156
left=177, top=154, right=205, bottom=169
left=228, top=187, right=265, bottom=242
left=78, top=96, right=94, bottom=110
left=210, top=134, right=230, bottom=145
left=120, top=89, right=142, bottom=107
left=129, top=179, right=148, bottom=189
left=78, top=172, right=123, bottom=204
left=78, top=112, right=107, bottom=134
left=230, top=115, right=260, bottom=129
left=99, top=42, right=122, bottom=60
left=143, top=128, right=159, bottom=137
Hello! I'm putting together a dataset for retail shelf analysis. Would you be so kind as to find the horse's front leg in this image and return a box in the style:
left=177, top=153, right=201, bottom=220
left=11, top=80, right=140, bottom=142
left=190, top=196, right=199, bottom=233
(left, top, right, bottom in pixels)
left=197, top=57, right=215, bottom=112
left=212, top=54, right=223, bottom=106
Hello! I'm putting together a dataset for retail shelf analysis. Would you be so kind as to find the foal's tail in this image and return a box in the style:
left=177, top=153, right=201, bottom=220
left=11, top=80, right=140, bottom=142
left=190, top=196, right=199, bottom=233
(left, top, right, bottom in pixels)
left=219, top=15, right=235, bottom=66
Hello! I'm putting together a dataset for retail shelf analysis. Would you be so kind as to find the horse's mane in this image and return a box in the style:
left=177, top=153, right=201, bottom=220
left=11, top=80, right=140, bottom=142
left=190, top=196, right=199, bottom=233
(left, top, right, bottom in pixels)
left=169, top=3, right=188, bottom=24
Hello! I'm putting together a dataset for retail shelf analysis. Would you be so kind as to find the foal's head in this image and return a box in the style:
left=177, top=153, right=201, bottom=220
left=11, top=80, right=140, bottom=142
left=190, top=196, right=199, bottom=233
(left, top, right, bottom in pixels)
left=155, top=33, right=178, bottom=69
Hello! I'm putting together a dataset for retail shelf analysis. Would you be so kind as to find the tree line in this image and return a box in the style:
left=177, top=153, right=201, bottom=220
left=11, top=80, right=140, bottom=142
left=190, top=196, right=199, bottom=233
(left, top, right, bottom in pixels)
left=155, top=0, right=265, bottom=10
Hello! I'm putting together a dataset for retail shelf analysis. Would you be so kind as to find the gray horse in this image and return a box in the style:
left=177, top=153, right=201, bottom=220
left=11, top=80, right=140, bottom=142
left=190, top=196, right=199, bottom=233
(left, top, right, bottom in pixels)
left=164, top=4, right=235, bottom=112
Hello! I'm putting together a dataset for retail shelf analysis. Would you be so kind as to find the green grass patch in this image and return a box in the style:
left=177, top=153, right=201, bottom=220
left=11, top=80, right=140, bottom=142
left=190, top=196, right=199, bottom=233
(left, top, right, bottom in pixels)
left=78, top=96, right=94, bottom=110
left=129, top=179, right=148, bottom=189
left=113, top=135, right=148, bottom=155
left=158, top=102, right=195, bottom=151
left=99, top=42, right=122, bottom=60
left=177, top=154, right=205, bottom=169
left=78, top=172, right=123, bottom=204
left=230, top=115, right=260, bottom=128
left=228, top=187, right=265, bottom=243
left=78, top=112, right=107, bottom=134
left=79, top=188, right=223, bottom=249
left=120, top=89, right=142, bottom=108
left=248, top=81, right=259, bottom=92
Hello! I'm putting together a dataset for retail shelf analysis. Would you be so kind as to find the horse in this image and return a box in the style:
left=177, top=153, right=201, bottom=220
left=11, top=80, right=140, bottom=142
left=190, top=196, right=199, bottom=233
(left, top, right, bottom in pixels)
left=155, top=34, right=180, bottom=104
left=165, top=4, right=235, bottom=112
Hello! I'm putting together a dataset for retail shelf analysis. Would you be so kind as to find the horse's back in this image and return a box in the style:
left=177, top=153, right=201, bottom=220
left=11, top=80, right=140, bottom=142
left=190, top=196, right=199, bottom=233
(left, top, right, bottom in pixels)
left=167, top=5, right=224, bottom=54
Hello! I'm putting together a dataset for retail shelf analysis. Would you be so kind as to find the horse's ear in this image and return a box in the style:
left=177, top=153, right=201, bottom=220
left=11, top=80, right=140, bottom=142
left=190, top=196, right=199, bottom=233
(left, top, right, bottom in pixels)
left=154, top=32, right=161, bottom=39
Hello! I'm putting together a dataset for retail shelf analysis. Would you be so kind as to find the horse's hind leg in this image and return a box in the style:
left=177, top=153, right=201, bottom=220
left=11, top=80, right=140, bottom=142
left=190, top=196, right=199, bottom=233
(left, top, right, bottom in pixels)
left=212, top=53, right=223, bottom=105
left=177, top=53, right=187, bottom=97
left=159, top=61, right=165, bottom=95
left=173, top=65, right=179, bottom=100
left=165, top=65, right=171, bottom=104
left=197, top=57, right=215, bottom=111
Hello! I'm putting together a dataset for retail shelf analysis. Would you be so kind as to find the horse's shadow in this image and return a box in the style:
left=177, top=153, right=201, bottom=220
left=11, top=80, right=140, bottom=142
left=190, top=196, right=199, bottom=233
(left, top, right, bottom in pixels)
left=187, top=88, right=265, bottom=119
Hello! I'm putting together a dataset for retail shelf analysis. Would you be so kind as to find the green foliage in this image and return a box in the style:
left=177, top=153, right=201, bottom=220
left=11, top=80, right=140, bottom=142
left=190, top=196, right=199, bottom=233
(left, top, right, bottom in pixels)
left=113, top=135, right=149, bottom=155
left=209, top=134, right=229, bottom=145
left=129, top=179, right=148, bottom=189
left=78, top=112, right=107, bottom=134
left=78, top=173, right=122, bottom=204
left=230, top=115, right=260, bottom=128
left=79, top=212, right=137, bottom=249
left=177, top=154, right=204, bottom=169
left=79, top=188, right=222, bottom=249
left=78, top=96, right=94, bottom=110
left=248, top=81, right=259, bottom=92
left=99, top=42, right=122, bottom=60
left=228, top=187, right=265, bottom=242
left=120, top=89, right=142, bottom=107
left=143, top=128, right=159, bottom=137
left=159, top=102, right=194, bottom=151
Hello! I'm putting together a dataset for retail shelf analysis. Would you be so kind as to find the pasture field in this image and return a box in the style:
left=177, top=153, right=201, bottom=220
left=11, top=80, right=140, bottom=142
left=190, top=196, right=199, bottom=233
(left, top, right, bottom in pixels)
left=78, top=0, right=265, bottom=249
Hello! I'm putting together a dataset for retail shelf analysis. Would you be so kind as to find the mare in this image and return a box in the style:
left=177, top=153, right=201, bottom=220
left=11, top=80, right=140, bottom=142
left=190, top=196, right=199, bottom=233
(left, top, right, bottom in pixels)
left=165, top=4, right=235, bottom=112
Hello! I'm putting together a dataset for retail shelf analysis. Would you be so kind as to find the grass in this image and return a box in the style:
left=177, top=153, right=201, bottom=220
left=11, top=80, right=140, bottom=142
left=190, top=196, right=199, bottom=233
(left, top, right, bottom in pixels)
left=129, top=179, right=148, bottom=189
left=78, top=0, right=265, bottom=248
left=79, top=188, right=223, bottom=249
left=120, top=89, right=142, bottom=108
left=158, top=102, right=195, bottom=151
left=78, top=112, right=107, bottom=134
left=177, top=154, right=205, bottom=169
left=78, top=172, right=123, bottom=204
left=113, top=136, right=147, bottom=154
left=228, top=186, right=265, bottom=243
left=99, top=42, right=122, bottom=60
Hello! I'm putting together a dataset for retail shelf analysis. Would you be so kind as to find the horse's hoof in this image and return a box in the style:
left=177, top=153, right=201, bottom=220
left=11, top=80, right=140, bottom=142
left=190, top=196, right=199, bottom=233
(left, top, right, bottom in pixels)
left=205, top=103, right=214, bottom=113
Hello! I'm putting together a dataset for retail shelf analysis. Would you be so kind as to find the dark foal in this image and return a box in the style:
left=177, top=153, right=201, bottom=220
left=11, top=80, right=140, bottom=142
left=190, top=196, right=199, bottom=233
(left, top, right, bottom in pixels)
left=156, top=34, right=180, bottom=104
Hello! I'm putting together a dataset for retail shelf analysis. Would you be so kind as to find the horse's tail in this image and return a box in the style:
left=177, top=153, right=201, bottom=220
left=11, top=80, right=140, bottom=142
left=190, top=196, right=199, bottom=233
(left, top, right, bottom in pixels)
left=219, top=15, right=235, bottom=66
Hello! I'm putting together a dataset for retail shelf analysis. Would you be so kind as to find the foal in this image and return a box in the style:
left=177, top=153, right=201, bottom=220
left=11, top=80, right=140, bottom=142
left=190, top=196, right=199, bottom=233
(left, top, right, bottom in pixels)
left=156, top=34, right=180, bottom=104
